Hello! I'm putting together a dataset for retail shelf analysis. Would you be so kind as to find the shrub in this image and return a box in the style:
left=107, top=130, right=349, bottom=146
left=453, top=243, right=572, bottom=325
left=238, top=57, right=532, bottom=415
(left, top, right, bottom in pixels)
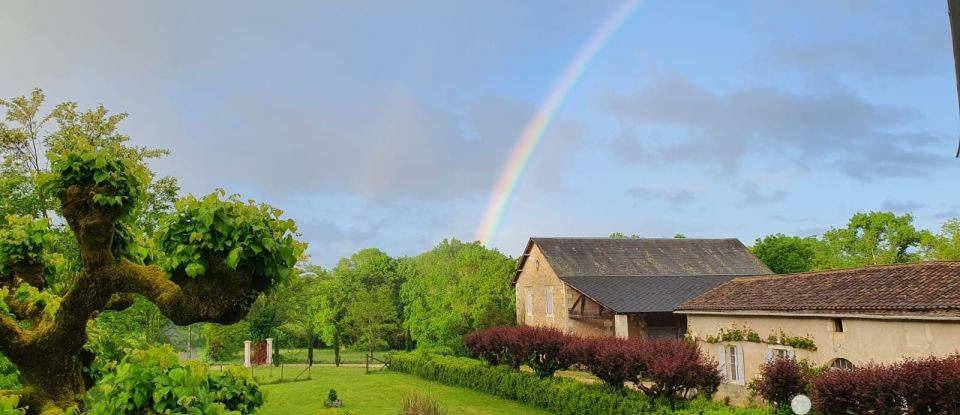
left=750, top=358, right=807, bottom=408
left=328, top=389, right=338, bottom=402
left=84, top=345, right=264, bottom=414
left=464, top=326, right=522, bottom=369
left=811, top=354, right=960, bottom=414
left=400, top=392, right=447, bottom=415
left=391, top=352, right=768, bottom=415
left=639, top=339, right=721, bottom=399
left=566, top=335, right=645, bottom=388
left=516, top=326, right=575, bottom=378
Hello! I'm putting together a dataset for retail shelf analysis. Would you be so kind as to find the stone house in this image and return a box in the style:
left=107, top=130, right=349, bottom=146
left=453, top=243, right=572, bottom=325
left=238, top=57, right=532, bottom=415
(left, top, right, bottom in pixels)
left=513, top=237, right=771, bottom=339
left=676, top=262, right=960, bottom=405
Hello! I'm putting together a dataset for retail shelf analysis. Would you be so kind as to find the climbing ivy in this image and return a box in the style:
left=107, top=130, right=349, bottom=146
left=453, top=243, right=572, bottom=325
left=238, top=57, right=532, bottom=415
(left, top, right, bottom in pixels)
left=703, top=326, right=817, bottom=351
left=157, top=190, right=304, bottom=284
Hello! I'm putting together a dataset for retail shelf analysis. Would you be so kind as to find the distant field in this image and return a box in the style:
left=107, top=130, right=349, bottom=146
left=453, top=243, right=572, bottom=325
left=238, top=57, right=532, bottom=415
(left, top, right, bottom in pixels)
left=202, top=347, right=393, bottom=365
left=249, top=366, right=550, bottom=415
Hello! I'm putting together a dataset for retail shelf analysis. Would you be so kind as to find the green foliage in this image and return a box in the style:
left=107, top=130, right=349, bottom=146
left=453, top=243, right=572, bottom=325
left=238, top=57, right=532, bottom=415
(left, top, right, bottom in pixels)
left=12, top=282, right=61, bottom=319
left=751, top=233, right=818, bottom=274
left=0, top=215, right=50, bottom=276
left=390, top=353, right=769, bottom=415
left=314, top=248, right=404, bottom=356
left=204, top=323, right=250, bottom=362
left=327, top=389, right=338, bottom=402
left=814, top=211, right=927, bottom=269
left=703, top=327, right=817, bottom=350
left=921, top=218, right=960, bottom=260
left=40, top=143, right=149, bottom=215
left=0, top=353, right=19, bottom=390
left=83, top=322, right=149, bottom=382
left=84, top=345, right=264, bottom=415
left=703, top=326, right=762, bottom=344
left=157, top=190, right=304, bottom=285
left=400, top=239, right=516, bottom=353
left=0, top=394, right=26, bottom=415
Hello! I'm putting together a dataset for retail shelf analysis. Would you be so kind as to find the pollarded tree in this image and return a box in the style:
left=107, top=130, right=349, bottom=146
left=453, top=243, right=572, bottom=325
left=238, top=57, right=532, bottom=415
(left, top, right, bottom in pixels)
left=0, top=142, right=304, bottom=413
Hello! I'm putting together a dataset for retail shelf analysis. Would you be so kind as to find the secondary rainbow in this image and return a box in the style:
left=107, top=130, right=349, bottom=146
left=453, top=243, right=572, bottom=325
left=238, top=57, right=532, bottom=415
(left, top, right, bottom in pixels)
left=475, top=0, right=643, bottom=246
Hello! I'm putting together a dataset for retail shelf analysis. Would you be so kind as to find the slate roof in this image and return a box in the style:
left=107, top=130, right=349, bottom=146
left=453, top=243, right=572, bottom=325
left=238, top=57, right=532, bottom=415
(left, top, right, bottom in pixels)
left=514, top=237, right=772, bottom=313
left=677, top=262, right=960, bottom=318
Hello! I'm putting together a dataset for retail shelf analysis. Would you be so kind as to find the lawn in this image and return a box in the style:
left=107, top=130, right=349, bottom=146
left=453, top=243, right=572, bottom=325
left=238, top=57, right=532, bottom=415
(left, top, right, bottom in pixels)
left=251, top=366, right=551, bottom=415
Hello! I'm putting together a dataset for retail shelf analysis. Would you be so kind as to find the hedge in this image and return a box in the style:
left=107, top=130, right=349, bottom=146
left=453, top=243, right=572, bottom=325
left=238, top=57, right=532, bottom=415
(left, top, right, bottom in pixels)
left=390, top=352, right=770, bottom=415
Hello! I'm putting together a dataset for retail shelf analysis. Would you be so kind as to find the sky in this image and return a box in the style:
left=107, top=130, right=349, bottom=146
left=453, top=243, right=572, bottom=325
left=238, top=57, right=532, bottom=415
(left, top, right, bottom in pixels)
left=1, top=1, right=958, bottom=267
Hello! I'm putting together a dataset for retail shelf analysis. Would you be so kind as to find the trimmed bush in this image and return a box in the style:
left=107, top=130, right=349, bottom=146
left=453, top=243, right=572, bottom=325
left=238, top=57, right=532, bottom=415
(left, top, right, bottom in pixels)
left=811, top=354, right=960, bottom=414
left=750, top=358, right=808, bottom=409
left=391, top=352, right=770, bottom=415
left=639, top=338, right=721, bottom=399
left=566, top=335, right=645, bottom=388
left=464, top=326, right=721, bottom=400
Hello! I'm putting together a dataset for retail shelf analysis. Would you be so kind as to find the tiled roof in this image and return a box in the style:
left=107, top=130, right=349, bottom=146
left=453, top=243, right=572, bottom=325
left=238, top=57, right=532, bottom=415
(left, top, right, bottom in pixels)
left=677, top=262, right=960, bottom=317
left=527, top=237, right=771, bottom=279
left=562, top=275, right=737, bottom=313
left=512, top=237, right=772, bottom=313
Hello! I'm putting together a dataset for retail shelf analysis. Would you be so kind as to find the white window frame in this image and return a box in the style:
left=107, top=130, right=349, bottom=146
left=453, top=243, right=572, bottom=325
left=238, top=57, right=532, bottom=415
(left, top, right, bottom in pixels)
left=524, top=287, right=533, bottom=317
left=765, top=345, right=796, bottom=363
left=545, top=286, right=554, bottom=317
left=718, top=344, right=745, bottom=385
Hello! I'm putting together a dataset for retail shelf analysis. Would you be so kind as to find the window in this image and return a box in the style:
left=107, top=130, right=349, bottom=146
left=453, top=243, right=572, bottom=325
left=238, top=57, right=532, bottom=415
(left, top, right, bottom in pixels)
left=524, top=288, right=533, bottom=317
left=545, top=286, right=554, bottom=316
left=719, top=345, right=744, bottom=384
left=830, top=358, right=855, bottom=371
left=766, top=346, right=795, bottom=362
left=833, top=318, right=844, bottom=332
left=728, top=346, right=740, bottom=382
left=534, top=259, right=540, bottom=270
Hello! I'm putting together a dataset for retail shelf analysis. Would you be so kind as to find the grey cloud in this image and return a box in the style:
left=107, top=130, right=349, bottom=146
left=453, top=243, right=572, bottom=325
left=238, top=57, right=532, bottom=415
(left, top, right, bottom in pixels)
left=604, top=76, right=950, bottom=180
left=880, top=199, right=924, bottom=214
left=626, top=187, right=695, bottom=206
left=739, top=183, right=785, bottom=206
left=932, top=207, right=960, bottom=220
left=767, top=215, right=816, bottom=223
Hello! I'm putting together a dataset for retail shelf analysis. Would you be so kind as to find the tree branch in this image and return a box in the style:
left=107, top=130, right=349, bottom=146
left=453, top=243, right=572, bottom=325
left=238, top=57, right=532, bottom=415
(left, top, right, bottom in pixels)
left=0, top=313, right=27, bottom=356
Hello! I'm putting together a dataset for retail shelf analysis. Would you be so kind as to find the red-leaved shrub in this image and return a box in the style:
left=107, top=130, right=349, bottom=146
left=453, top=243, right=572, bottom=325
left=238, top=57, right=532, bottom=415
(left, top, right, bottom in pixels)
left=463, top=326, right=522, bottom=369
left=638, top=338, right=721, bottom=399
left=515, top=326, right=575, bottom=378
left=567, top=335, right=645, bottom=388
left=750, top=358, right=808, bottom=408
left=811, top=354, right=960, bottom=414
left=463, top=326, right=721, bottom=400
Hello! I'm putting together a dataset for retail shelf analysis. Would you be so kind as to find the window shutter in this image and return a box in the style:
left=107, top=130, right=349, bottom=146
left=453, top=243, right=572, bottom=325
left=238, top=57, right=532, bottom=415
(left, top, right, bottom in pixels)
left=735, top=346, right=745, bottom=383
left=764, top=347, right=773, bottom=363
left=717, top=345, right=727, bottom=382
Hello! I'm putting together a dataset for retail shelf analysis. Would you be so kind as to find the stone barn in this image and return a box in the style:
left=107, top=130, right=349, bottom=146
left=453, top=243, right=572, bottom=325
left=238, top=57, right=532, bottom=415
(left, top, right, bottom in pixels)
left=513, top=237, right=771, bottom=339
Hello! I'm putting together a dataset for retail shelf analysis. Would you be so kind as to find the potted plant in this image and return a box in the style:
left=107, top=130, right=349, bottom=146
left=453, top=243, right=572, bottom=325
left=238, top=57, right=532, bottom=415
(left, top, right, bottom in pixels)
left=324, top=388, right=342, bottom=408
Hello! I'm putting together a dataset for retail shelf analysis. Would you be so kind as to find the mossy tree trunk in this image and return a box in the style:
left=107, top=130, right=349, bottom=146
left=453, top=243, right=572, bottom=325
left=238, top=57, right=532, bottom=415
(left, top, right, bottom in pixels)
left=0, top=185, right=271, bottom=414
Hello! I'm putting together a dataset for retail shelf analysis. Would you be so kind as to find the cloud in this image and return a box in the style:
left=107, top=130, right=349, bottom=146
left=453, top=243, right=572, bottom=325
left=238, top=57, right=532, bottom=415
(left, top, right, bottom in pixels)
left=739, top=183, right=785, bottom=206
left=767, top=214, right=816, bottom=223
left=625, top=187, right=695, bottom=206
left=880, top=199, right=924, bottom=214
left=603, top=76, right=950, bottom=180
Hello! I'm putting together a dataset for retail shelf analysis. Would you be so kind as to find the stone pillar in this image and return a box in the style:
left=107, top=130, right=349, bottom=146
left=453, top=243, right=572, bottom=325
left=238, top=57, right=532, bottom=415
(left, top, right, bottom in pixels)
left=243, top=340, right=252, bottom=368
left=266, top=338, right=273, bottom=366
left=614, top=314, right=629, bottom=339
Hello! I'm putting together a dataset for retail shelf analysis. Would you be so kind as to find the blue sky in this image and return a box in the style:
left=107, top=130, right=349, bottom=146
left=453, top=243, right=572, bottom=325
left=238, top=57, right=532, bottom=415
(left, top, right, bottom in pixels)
left=1, top=1, right=957, bottom=267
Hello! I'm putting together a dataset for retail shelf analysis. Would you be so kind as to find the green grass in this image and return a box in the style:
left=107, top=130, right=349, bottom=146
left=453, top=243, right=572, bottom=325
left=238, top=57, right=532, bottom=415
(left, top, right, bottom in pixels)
left=252, top=366, right=551, bottom=415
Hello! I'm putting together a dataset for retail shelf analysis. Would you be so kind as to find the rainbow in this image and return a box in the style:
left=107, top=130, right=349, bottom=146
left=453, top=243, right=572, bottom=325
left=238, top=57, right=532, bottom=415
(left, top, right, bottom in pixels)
left=475, top=0, right=643, bottom=246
